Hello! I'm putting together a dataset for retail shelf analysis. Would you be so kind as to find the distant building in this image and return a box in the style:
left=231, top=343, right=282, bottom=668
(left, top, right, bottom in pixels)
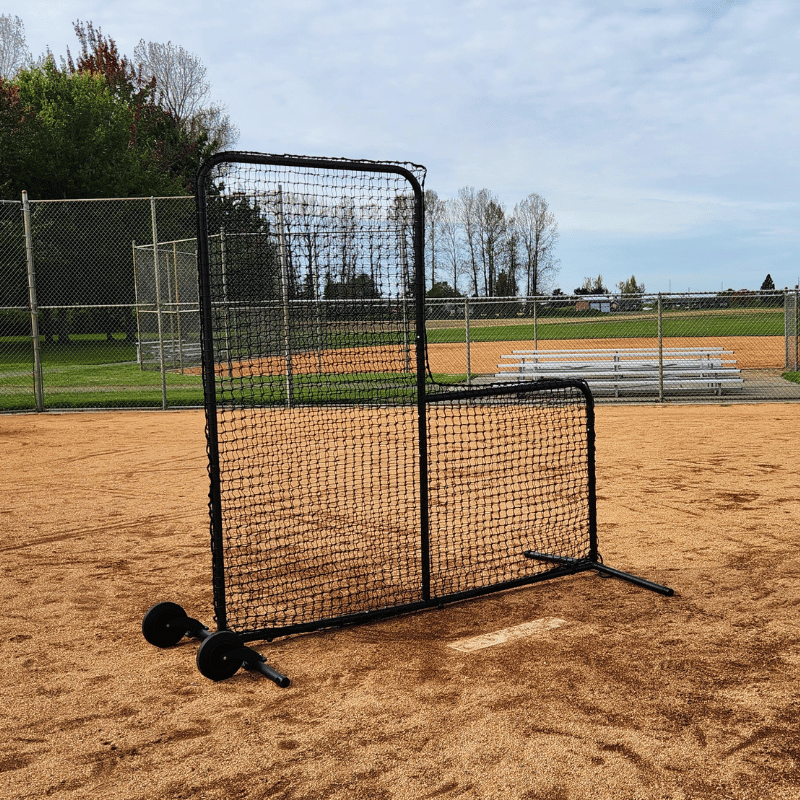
left=575, top=296, right=614, bottom=313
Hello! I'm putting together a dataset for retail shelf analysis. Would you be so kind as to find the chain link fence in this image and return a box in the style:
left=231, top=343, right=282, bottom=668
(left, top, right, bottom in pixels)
left=2, top=194, right=799, bottom=410
left=425, top=293, right=800, bottom=402
left=1, top=195, right=198, bottom=411
left=133, top=236, right=200, bottom=373
left=0, top=199, right=33, bottom=410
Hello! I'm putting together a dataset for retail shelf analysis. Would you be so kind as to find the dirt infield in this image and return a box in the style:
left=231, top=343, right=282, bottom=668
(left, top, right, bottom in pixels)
left=2, top=403, right=800, bottom=800
left=188, top=336, right=785, bottom=379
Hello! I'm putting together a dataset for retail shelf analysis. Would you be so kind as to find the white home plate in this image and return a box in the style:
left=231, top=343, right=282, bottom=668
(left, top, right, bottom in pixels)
left=448, top=618, right=569, bottom=653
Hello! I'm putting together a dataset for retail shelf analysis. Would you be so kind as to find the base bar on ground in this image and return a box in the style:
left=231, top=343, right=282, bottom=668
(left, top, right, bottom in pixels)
left=523, top=550, right=674, bottom=596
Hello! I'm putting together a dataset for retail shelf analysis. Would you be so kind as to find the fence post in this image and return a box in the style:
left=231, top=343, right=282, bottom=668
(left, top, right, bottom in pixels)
left=791, top=287, right=800, bottom=372
left=218, top=227, right=235, bottom=378
left=132, top=240, right=144, bottom=367
left=276, top=186, right=294, bottom=407
left=795, top=287, right=799, bottom=373
left=657, top=293, right=664, bottom=402
left=785, top=289, right=790, bottom=370
left=150, top=197, right=168, bottom=410
left=533, top=295, right=538, bottom=351
left=22, top=191, right=44, bottom=412
left=465, top=297, right=472, bottom=386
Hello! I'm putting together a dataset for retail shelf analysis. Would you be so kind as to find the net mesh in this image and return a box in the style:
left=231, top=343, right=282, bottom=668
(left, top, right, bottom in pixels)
left=200, top=156, right=423, bottom=410
left=215, top=406, right=421, bottom=630
left=427, top=386, right=592, bottom=598
left=196, top=154, right=594, bottom=637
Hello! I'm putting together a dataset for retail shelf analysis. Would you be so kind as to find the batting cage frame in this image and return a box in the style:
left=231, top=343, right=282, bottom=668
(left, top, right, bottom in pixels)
left=142, top=152, right=672, bottom=685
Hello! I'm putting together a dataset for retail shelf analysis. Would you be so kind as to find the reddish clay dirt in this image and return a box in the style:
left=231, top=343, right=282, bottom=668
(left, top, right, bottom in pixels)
left=185, top=336, right=784, bottom=379
left=2, top=401, right=800, bottom=800
left=427, top=336, right=785, bottom=374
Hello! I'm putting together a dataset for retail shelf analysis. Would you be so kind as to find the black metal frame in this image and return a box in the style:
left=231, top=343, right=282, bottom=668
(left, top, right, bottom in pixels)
left=144, top=152, right=672, bottom=684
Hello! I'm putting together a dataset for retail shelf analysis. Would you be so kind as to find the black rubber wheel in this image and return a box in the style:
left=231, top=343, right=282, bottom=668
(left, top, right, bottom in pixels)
left=142, top=602, right=189, bottom=648
left=196, top=631, right=246, bottom=681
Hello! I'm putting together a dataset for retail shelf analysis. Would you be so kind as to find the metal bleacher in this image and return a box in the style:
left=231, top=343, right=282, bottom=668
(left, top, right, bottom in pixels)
left=495, top=347, right=744, bottom=397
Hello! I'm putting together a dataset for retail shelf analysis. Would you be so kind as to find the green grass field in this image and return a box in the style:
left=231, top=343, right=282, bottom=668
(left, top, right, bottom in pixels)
left=0, top=307, right=789, bottom=410
left=425, top=310, right=784, bottom=343
left=0, top=355, right=467, bottom=411
left=0, top=335, right=202, bottom=409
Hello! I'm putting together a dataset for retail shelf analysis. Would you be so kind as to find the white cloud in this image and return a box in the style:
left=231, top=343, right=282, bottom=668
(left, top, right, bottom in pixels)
left=6, top=0, right=799, bottom=290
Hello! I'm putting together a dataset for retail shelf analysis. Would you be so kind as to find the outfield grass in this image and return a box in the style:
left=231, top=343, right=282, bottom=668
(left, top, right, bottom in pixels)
left=0, top=336, right=137, bottom=368
left=0, top=359, right=467, bottom=410
left=425, top=310, right=784, bottom=343
left=0, top=362, right=204, bottom=410
left=0, top=309, right=787, bottom=410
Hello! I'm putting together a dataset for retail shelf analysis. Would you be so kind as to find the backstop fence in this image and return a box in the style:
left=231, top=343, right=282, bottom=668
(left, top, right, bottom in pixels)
left=1, top=192, right=799, bottom=411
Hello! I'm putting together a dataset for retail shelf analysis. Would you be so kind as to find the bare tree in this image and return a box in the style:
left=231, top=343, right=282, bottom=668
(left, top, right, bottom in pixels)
left=0, top=14, right=31, bottom=80
left=499, top=221, right=521, bottom=297
left=133, top=40, right=209, bottom=120
left=457, top=187, right=481, bottom=295
left=439, top=198, right=465, bottom=295
left=134, top=39, right=238, bottom=150
left=513, top=193, right=560, bottom=296
left=424, top=189, right=445, bottom=291
left=475, top=190, right=506, bottom=296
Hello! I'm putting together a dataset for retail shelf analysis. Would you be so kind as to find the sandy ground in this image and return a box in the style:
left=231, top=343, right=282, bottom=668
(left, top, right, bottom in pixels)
left=2, top=401, right=800, bottom=800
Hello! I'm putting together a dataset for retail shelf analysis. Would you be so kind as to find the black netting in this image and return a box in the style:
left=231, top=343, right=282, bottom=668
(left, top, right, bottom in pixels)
left=195, top=154, right=594, bottom=638
left=427, top=384, right=593, bottom=598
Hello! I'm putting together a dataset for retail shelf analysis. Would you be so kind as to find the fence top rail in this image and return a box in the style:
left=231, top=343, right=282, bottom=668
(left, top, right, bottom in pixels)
left=37, top=303, right=156, bottom=311
left=27, top=195, right=193, bottom=204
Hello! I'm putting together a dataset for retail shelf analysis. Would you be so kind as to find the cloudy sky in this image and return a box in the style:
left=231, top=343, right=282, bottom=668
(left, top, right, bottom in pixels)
left=7, top=0, right=799, bottom=294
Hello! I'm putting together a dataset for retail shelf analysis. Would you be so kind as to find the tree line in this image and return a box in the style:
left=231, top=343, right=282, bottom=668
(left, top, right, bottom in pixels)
left=0, top=16, right=241, bottom=341
left=424, top=188, right=560, bottom=299
left=2, top=15, right=591, bottom=317
left=0, top=16, right=236, bottom=200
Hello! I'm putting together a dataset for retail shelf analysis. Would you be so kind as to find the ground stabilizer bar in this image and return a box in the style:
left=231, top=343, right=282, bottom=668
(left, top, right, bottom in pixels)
left=141, top=602, right=290, bottom=687
left=523, top=551, right=674, bottom=597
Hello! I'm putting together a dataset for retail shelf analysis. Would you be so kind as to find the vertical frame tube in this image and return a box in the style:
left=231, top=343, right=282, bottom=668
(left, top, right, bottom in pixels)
left=411, top=173, right=430, bottom=602
left=583, top=382, right=599, bottom=563
left=195, top=168, right=227, bottom=631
